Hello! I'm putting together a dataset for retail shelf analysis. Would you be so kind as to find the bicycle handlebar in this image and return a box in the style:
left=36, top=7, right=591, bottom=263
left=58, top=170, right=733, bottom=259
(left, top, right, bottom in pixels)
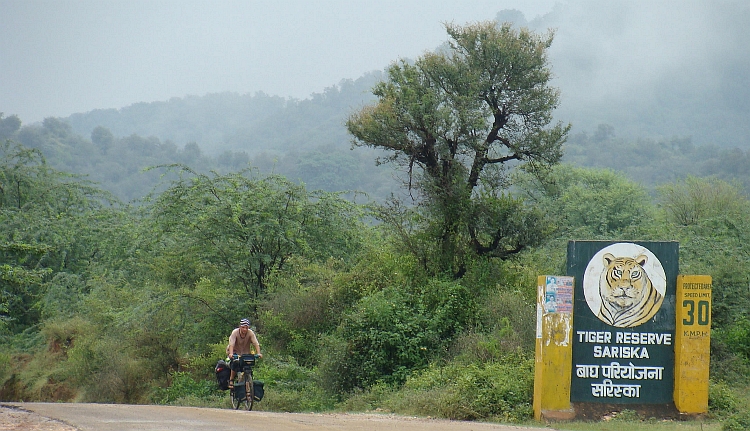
left=231, top=353, right=260, bottom=360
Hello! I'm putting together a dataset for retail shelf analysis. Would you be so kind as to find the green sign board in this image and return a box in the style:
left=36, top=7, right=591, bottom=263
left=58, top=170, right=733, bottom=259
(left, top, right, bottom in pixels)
left=567, top=241, right=678, bottom=404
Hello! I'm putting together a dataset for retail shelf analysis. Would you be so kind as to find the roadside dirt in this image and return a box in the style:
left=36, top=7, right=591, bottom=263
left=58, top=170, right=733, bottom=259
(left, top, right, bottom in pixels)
left=0, top=405, right=76, bottom=431
left=1, top=403, right=548, bottom=431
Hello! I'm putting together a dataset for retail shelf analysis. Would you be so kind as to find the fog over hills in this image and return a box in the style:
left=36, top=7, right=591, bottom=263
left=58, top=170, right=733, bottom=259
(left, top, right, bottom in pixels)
left=3, top=1, right=749, bottom=152
left=531, top=1, right=750, bottom=147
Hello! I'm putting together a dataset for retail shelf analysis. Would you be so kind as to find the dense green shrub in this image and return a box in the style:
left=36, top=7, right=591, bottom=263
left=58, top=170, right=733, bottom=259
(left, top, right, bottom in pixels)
left=723, top=410, right=750, bottom=431
left=708, top=380, right=741, bottom=416
left=260, top=259, right=347, bottom=366
left=153, top=371, right=217, bottom=404
left=320, top=280, right=475, bottom=393
left=256, top=354, right=337, bottom=411
left=720, top=319, right=750, bottom=360
left=326, top=287, right=435, bottom=391
left=385, top=357, right=534, bottom=421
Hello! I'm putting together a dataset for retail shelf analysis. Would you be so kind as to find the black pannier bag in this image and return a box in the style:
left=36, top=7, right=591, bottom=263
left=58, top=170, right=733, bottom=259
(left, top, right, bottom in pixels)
left=215, top=360, right=231, bottom=390
left=253, top=380, right=264, bottom=401
left=230, top=354, right=255, bottom=372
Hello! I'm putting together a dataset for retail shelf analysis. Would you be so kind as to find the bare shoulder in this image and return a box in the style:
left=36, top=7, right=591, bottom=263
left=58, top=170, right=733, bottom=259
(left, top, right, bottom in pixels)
left=0, top=405, right=77, bottom=431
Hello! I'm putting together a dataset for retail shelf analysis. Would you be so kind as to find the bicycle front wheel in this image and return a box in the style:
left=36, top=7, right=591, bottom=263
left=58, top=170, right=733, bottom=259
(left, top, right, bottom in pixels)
left=230, top=381, right=240, bottom=410
left=244, top=372, right=254, bottom=411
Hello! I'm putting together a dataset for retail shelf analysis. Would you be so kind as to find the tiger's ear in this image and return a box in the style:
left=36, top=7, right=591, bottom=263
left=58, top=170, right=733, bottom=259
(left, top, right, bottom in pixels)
left=603, top=253, right=615, bottom=265
left=635, top=254, right=648, bottom=267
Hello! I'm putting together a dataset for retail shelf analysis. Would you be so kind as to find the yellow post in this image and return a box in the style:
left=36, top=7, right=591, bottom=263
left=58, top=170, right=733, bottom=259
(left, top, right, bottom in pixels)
left=674, top=275, right=712, bottom=414
left=533, top=276, right=575, bottom=421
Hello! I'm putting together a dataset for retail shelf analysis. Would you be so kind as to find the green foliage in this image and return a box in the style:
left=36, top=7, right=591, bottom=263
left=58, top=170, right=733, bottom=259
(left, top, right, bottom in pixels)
left=321, top=287, right=433, bottom=391
left=456, top=290, right=536, bottom=361
left=610, top=409, right=643, bottom=422
left=335, top=382, right=395, bottom=412
left=0, top=141, right=118, bottom=333
left=708, top=381, right=741, bottom=416
left=260, top=258, right=353, bottom=365
left=30, top=317, right=146, bottom=402
left=518, top=164, right=654, bottom=237
left=659, top=176, right=747, bottom=226
left=716, top=383, right=750, bottom=431
left=723, top=411, right=750, bottom=431
left=5, top=40, right=750, bottom=424
left=719, top=319, right=750, bottom=360
left=386, top=358, right=534, bottom=421
left=564, top=127, right=750, bottom=193
left=711, top=321, right=750, bottom=384
left=347, top=21, right=569, bottom=277
left=255, top=355, right=337, bottom=411
left=0, top=113, right=21, bottom=140
left=153, top=371, right=217, bottom=405
left=0, top=351, right=12, bottom=390
left=40, top=273, right=85, bottom=320
left=320, top=280, right=476, bottom=393
left=659, top=178, right=750, bottom=329
left=149, top=166, right=365, bottom=316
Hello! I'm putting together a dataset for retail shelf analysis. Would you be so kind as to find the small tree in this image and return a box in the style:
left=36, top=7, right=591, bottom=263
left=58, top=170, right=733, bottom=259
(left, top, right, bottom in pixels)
left=347, top=21, right=569, bottom=277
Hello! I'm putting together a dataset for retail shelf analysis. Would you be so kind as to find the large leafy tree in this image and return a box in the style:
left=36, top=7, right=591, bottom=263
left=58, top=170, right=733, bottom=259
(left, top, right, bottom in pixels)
left=0, top=141, right=117, bottom=332
left=148, top=166, right=364, bottom=317
left=347, top=22, right=569, bottom=277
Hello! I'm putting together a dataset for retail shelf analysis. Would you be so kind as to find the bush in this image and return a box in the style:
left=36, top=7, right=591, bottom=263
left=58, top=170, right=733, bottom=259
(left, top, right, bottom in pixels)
left=720, top=319, right=750, bottom=360
left=258, top=355, right=337, bottom=411
left=384, top=357, right=534, bottom=422
left=0, top=352, right=11, bottom=388
left=710, top=337, right=750, bottom=385
left=336, top=382, right=395, bottom=412
left=709, top=380, right=741, bottom=416
left=723, top=410, right=750, bottom=431
left=153, top=371, right=217, bottom=404
left=320, top=281, right=476, bottom=393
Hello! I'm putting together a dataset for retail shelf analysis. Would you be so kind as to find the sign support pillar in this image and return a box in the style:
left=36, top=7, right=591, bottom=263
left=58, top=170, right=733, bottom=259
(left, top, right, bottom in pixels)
left=674, top=275, right=712, bottom=414
left=534, top=276, right=575, bottom=421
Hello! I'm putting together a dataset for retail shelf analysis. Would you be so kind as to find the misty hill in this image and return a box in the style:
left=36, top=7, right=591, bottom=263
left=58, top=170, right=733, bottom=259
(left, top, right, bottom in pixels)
left=502, top=3, right=750, bottom=149
left=66, top=73, right=382, bottom=156
left=4, top=7, right=750, bottom=203
left=59, top=4, right=750, bottom=155
left=5, top=83, right=750, bottom=207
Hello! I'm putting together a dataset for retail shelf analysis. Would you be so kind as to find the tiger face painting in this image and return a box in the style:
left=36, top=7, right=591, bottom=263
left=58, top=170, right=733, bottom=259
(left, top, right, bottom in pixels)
left=597, top=253, right=664, bottom=328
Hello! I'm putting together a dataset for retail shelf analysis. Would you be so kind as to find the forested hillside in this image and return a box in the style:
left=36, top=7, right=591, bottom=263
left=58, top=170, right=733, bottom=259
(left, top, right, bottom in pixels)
left=2, top=20, right=750, bottom=429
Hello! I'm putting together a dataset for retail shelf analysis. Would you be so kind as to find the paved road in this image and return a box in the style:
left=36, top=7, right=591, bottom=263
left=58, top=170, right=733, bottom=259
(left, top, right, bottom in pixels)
left=4, top=403, right=547, bottom=431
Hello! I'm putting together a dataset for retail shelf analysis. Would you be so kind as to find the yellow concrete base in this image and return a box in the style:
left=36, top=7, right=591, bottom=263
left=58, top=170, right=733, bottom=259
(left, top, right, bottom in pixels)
left=540, top=409, right=576, bottom=421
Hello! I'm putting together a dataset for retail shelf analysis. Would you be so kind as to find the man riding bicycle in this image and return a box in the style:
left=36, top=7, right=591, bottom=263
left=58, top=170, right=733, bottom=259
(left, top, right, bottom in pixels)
left=226, top=318, right=262, bottom=388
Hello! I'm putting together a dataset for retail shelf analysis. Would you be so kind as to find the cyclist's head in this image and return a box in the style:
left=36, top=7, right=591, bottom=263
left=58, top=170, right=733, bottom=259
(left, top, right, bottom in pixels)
left=239, top=318, right=251, bottom=328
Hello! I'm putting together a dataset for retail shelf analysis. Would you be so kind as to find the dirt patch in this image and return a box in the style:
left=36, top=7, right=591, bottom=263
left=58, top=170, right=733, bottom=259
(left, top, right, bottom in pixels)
left=0, top=405, right=77, bottom=431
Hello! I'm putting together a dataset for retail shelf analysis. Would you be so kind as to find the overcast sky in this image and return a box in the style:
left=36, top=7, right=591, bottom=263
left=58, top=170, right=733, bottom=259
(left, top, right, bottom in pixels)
left=1, top=0, right=560, bottom=124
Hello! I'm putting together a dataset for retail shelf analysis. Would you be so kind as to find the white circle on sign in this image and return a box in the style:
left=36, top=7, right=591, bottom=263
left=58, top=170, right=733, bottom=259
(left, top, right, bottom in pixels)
left=583, top=242, right=667, bottom=327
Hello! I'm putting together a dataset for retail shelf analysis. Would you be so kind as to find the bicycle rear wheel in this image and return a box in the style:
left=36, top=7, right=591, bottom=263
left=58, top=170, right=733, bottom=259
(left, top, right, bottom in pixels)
left=230, top=373, right=249, bottom=410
